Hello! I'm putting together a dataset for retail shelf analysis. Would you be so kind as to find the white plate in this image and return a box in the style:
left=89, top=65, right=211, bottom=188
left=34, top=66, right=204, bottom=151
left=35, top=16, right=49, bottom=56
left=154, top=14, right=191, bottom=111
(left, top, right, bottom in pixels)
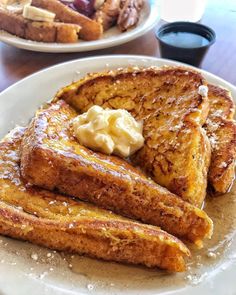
left=0, top=0, right=159, bottom=53
left=0, top=55, right=235, bottom=295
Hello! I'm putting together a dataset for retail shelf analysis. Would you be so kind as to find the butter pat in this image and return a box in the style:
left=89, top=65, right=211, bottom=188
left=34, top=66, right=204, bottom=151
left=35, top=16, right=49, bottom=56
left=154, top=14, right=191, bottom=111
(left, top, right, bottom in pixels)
left=72, top=106, right=144, bottom=158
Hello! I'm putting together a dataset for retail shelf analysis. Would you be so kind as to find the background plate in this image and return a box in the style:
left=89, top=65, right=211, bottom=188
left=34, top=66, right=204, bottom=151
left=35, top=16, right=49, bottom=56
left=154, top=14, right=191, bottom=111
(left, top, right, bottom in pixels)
left=0, top=0, right=159, bottom=53
left=0, top=55, right=235, bottom=295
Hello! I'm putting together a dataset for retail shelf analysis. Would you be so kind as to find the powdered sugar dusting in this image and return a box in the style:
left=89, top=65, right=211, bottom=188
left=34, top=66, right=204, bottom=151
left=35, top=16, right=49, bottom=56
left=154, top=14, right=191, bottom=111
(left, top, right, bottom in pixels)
left=198, top=85, right=208, bottom=97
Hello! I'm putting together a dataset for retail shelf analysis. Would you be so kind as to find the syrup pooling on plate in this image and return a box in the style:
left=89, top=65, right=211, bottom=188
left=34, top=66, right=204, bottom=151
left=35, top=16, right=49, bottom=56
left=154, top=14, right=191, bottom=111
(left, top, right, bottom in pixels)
left=61, top=183, right=236, bottom=290
left=38, top=182, right=229, bottom=292
left=0, top=196, right=235, bottom=294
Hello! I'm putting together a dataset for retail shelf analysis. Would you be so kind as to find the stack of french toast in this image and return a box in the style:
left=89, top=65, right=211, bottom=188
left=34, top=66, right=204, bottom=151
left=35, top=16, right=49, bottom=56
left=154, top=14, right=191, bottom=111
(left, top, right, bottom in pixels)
left=0, top=66, right=235, bottom=272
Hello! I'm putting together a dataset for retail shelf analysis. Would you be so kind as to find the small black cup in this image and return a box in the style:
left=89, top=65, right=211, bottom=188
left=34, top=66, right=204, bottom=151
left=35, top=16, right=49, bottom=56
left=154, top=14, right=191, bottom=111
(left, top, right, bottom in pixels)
left=156, top=22, right=216, bottom=67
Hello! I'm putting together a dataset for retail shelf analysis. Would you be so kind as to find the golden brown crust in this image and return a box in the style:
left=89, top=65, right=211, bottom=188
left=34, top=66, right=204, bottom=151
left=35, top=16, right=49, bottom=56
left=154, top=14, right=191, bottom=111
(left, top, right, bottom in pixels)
left=25, top=21, right=56, bottom=43
left=21, top=101, right=213, bottom=245
left=207, top=84, right=235, bottom=119
left=0, top=8, right=81, bottom=43
left=0, top=127, right=190, bottom=272
left=32, top=0, right=103, bottom=40
left=55, top=22, right=80, bottom=43
left=205, top=84, right=236, bottom=194
left=54, top=66, right=210, bottom=207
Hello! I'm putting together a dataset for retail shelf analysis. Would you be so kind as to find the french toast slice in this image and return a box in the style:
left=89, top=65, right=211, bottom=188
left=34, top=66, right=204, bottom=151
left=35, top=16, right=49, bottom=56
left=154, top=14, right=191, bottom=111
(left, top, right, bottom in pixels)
left=204, top=84, right=236, bottom=194
left=32, top=0, right=103, bottom=41
left=21, top=100, right=213, bottom=246
left=0, top=127, right=191, bottom=272
left=0, top=8, right=81, bottom=43
left=54, top=66, right=211, bottom=207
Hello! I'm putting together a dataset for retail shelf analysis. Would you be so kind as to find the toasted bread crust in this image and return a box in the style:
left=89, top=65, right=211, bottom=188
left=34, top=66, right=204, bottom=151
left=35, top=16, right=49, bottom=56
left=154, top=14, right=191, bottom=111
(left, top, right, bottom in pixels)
left=205, top=85, right=236, bottom=194
left=21, top=101, right=213, bottom=245
left=207, top=85, right=235, bottom=119
left=0, top=8, right=80, bottom=43
left=54, top=66, right=210, bottom=207
left=0, top=127, right=190, bottom=272
left=32, top=0, right=103, bottom=40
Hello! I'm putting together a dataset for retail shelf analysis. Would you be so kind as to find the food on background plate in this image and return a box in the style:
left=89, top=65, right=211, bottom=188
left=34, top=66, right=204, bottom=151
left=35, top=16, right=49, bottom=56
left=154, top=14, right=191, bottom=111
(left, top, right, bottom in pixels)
left=31, top=0, right=103, bottom=40
left=0, top=0, right=144, bottom=43
left=55, top=66, right=211, bottom=207
left=118, top=0, right=143, bottom=31
left=0, top=127, right=190, bottom=272
left=93, top=0, right=120, bottom=31
left=20, top=100, right=213, bottom=245
left=0, top=8, right=81, bottom=43
left=61, top=0, right=98, bottom=17
left=0, top=65, right=235, bottom=273
left=0, top=0, right=31, bottom=13
left=23, top=5, right=56, bottom=22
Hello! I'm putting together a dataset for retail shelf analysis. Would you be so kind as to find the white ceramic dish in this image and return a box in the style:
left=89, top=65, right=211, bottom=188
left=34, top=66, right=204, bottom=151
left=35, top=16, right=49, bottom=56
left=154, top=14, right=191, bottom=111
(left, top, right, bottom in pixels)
left=0, top=0, right=158, bottom=53
left=0, top=55, right=235, bottom=295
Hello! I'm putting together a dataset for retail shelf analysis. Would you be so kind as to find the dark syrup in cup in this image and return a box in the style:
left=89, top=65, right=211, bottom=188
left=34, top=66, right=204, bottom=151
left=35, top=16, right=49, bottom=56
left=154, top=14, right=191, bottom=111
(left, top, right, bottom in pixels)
left=156, top=22, right=216, bottom=67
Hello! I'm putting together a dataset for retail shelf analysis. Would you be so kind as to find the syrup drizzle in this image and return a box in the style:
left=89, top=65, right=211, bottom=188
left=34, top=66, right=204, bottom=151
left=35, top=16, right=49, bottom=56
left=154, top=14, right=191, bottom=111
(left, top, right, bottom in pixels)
left=58, top=181, right=236, bottom=292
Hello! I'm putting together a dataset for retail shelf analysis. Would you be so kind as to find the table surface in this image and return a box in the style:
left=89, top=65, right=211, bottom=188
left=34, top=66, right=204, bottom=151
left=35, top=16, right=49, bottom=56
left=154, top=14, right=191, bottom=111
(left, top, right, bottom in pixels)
left=0, top=0, right=236, bottom=92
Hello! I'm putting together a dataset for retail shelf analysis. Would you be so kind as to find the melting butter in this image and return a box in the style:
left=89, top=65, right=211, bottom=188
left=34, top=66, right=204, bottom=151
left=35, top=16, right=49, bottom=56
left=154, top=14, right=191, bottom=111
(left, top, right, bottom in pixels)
left=72, top=105, right=144, bottom=158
